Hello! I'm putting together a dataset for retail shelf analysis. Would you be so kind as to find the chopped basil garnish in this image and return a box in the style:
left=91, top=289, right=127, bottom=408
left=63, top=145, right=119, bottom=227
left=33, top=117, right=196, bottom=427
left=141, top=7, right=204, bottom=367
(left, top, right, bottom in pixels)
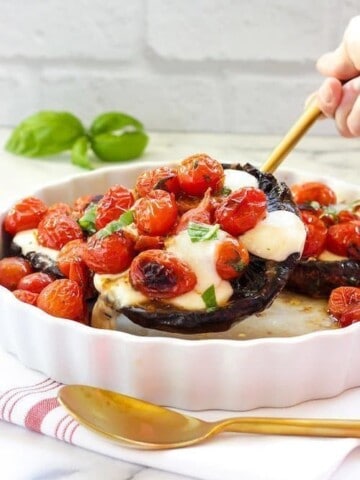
left=78, top=203, right=97, bottom=234
left=187, top=222, right=219, bottom=243
left=221, top=186, right=232, bottom=196
left=201, top=285, right=218, bottom=311
left=97, top=210, right=134, bottom=239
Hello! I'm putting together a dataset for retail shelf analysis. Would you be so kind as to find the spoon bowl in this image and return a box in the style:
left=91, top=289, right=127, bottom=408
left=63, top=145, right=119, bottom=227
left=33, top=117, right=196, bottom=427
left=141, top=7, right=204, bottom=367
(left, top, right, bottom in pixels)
left=58, top=385, right=360, bottom=450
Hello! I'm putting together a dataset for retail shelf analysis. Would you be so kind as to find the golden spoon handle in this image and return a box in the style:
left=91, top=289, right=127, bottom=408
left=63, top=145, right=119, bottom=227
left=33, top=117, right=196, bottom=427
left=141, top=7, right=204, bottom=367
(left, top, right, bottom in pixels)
left=260, top=102, right=322, bottom=174
left=215, top=416, right=360, bottom=438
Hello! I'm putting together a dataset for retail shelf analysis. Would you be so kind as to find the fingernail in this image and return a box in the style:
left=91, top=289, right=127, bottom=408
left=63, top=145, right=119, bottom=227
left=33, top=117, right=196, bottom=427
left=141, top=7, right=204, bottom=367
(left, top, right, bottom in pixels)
left=318, top=82, right=333, bottom=105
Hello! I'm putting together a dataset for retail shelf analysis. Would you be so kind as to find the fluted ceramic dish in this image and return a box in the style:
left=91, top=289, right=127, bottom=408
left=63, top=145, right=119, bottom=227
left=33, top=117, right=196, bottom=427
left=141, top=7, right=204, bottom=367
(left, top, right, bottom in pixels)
left=0, top=162, right=359, bottom=411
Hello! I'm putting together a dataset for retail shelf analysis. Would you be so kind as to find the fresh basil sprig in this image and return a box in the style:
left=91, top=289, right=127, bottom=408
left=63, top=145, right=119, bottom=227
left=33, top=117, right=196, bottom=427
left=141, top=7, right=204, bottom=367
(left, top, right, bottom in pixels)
left=187, top=222, right=219, bottom=243
left=6, top=111, right=149, bottom=169
left=78, top=203, right=98, bottom=234
left=97, top=210, right=134, bottom=239
left=201, top=285, right=218, bottom=311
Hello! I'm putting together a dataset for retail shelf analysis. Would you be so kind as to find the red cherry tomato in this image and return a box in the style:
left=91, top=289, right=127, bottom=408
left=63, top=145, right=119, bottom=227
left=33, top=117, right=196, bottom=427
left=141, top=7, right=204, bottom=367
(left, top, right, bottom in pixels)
left=338, top=209, right=358, bottom=223
left=291, top=182, right=337, bottom=206
left=328, top=286, right=360, bottom=319
left=135, top=166, right=180, bottom=197
left=0, top=257, right=33, bottom=290
left=215, top=238, right=250, bottom=280
left=37, top=213, right=84, bottom=250
left=57, top=239, right=89, bottom=290
left=339, top=303, right=360, bottom=327
left=95, top=184, right=134, bottom=230
left=214, top=187, right=267, bottom=236
left=176, top=189, right=213, bottom=233
left=326, top=221, right=360, bottom=259
left=134, top=235, right=165, bottom=252
left=83, top=230, right=135, bottom=274
left=47, top=202, right=72, bottom=216
left=13, top=289, right=39, bottom=306
left=4, top=197, right=48, bottom=235
left=129, top=249, right=197, bottom=299
left=17, top=272, right=54, bottom=293
left=71, top=194, right=95, bottom=221
left=37, top=279, right=85, bottom=322
left=300, top=211, right=327, bottom=259
left=178, top=154, right=224, bottom=196
left=135, top=190, right=178, bottom=236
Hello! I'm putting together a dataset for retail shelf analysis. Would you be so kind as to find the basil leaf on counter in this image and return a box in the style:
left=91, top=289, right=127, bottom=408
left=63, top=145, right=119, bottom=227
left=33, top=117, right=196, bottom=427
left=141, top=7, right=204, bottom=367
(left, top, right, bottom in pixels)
left=201, top=285, right=218, bottom=311
left=97, top=210, right=134, bottom=239
left=187, top=222, right=219, bottom=243
left=71, top=136, right=94, bottom=170
left=90, top=112, right=145, bottom=136
left=78, top=203, right=97, bottom=234
left=6, top=111, right=85, bottom=157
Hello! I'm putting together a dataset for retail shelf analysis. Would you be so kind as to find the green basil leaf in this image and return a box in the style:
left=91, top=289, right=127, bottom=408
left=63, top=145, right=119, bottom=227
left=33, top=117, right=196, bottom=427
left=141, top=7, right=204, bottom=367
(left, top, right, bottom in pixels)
left=78, top=203, right=97, bottom=234
left=6, top=111, right=85, bottom=157
left=187, top=222, right=219, bottom=243
left=221, top=186, right=232, bottom=196
left=71, top=136, right=94, bottom=170
left=90, top=112, right=144, bottom=136
left=201, top=285, right=218, bottom=311
left=97, top=210, right=134, bottom=239
left=91, top=130, right=148, bottom=162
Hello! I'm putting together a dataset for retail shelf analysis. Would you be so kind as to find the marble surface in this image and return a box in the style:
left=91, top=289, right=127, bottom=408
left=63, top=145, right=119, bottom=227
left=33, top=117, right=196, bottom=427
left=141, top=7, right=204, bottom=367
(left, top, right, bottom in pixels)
left=0, top=128, right=360, bottom=480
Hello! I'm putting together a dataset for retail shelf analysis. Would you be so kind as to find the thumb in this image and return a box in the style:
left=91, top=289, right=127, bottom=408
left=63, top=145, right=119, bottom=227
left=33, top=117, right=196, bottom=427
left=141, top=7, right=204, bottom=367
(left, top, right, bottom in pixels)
left=316, top=43, right=358, bottom=80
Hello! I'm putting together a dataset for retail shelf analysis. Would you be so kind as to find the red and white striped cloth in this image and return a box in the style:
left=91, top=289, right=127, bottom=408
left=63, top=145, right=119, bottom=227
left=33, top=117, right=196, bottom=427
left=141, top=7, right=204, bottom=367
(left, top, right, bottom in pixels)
left=1, top=348, right=360, bottom=480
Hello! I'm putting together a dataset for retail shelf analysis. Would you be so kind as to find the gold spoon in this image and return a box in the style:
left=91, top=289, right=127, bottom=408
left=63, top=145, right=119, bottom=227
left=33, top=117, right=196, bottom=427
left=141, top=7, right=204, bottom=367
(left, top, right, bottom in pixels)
left=260, top=101, right=322, bottom=174
left=58, top=385, right=360, bottom=450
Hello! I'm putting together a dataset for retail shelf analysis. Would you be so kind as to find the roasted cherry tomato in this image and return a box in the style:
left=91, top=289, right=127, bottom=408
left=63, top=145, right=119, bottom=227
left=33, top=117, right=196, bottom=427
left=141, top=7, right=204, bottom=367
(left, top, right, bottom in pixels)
left=339, top=303, right=360, bottom=327
left=135, top=166, right=180, bottom=197
left=135, top=190, right=178, bottom=236
left=4, top=197, right=48, bottom=235
left=130, top=249, right=197, bottom=299
left=13, top=289, right=39, bottom=306
left=37, top=279, right=85, bottom=322
left=300, top=211, right=327, bottom=259
left=83, top=230, right=135, bottom=274
left=177, top=154, right=224, bottom=196
left=47, top=202, right=72, bottom=216
left=71, top=194, right=95, bottom=220
left=176, top=189, right=213, bottom=233
left=214, top=187, right=267, bottom=236
left=17, top=272, right=54, bottom=294
left=0, top=257, right=33, bottom=290
left=337, top=209, right=358, bottom=223
left=57, top=239, right=90, bottom=290
left=326, top=221, right=360, bottom=259
left=328, top=286, right=360, bottom=319
left=134, top=235, right=165, bottom=252
left=37, top=213, right=84, bottom=250
left=95, top=184, right=134, bottom=230
left=291, top=182, right=337, bottom=206
left=215, top=238, right=250, bottom=280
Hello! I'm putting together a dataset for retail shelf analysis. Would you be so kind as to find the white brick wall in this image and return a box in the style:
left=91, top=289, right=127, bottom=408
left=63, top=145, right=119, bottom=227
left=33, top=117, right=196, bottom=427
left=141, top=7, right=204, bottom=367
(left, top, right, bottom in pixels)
left=0, top=0, right=358, bottom=134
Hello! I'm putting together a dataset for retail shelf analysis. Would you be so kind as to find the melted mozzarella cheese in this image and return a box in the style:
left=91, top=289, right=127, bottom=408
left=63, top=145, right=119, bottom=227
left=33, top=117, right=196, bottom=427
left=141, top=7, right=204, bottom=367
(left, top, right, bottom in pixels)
left=13, top=229, right=59, bottom=260
left=223, top=169, right=258, bottom=191
left=94, top=272, right=147, bottom=308
left=239, top=210, right=306, bottom=262
left=318, top=250, right=348, bottom=262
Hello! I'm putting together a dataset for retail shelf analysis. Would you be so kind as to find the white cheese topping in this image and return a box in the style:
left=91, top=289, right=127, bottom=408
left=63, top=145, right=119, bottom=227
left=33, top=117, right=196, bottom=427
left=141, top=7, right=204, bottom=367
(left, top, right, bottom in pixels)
left=94, top=272, right=147, bottom=308
left=239, top=210, right=306, bottom=262
left=13, top=229, right=59, bottom=260
left=223, top=169, right=258, bottom=192
left=318, top=250, right=348, bottom=262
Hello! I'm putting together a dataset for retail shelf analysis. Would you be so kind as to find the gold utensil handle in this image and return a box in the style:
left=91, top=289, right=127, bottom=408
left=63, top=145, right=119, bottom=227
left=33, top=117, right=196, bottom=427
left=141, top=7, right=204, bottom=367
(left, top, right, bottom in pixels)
left=260, top=103, right=322, bottom=174
left=219, top=417, right=360, bottom=438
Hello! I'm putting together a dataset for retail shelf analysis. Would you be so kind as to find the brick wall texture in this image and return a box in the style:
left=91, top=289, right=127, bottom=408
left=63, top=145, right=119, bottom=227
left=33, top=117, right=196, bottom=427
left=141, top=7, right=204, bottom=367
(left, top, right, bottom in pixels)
left=0, top=0, right=358, bottom=134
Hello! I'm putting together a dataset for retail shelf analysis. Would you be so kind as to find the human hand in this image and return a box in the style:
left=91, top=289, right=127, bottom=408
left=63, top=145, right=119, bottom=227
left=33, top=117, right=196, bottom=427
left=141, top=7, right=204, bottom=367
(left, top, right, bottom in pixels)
left=316, top=16, right=360, bottom=137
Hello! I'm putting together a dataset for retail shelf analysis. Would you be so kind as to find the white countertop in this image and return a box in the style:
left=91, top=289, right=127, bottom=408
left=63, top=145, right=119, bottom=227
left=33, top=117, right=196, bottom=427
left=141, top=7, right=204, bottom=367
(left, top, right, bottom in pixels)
left=0, top=128, right=360, bottom=480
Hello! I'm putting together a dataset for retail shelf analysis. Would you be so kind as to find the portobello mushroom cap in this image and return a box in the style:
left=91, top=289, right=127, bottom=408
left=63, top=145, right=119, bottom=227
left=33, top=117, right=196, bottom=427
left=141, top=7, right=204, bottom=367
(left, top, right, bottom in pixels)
left=287, top=258, right=360, bottom=298
left=114, top=163, right=302, bottom=334
left=10, top=242, right=64, bottom=278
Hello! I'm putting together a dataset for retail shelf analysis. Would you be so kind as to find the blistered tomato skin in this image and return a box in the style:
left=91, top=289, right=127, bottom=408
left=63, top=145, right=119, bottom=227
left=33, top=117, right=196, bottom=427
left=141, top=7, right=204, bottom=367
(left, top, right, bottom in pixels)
left=216, top=239, right=250, bottom=281
left=37, top=213, right=84, bottom=250
left=326, top=222, right=360, bottom=259
left=17, top=272, right=54, bottom=294
left=130, top=249, right=197, bottom=299
left=340, top=304, right=360, bottom=327
left=4, top=197, right=48, bottom=235
left=176, top=189, right=213, bottom=233
left=328, top=286, right=360, bottom=319
left=95, top=184, right=134, bottom=230
left=291, top=182, right=337, bottom=206
left=135, top=166, right=180, bottom=197
left=135, top=190, right=178, bottom=236
left=215, top=187, right=267, bottom=236
left=37, top=279, right=85, bottom=322
left=0, top=257, right=33, bottom=290
left=178, top=154, right=224, bottom=196
left=83, top=230, right=135, bottom=274
left=13, top=289, right=39, bottom=306
left=301, top=211, right=327, bottom=259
